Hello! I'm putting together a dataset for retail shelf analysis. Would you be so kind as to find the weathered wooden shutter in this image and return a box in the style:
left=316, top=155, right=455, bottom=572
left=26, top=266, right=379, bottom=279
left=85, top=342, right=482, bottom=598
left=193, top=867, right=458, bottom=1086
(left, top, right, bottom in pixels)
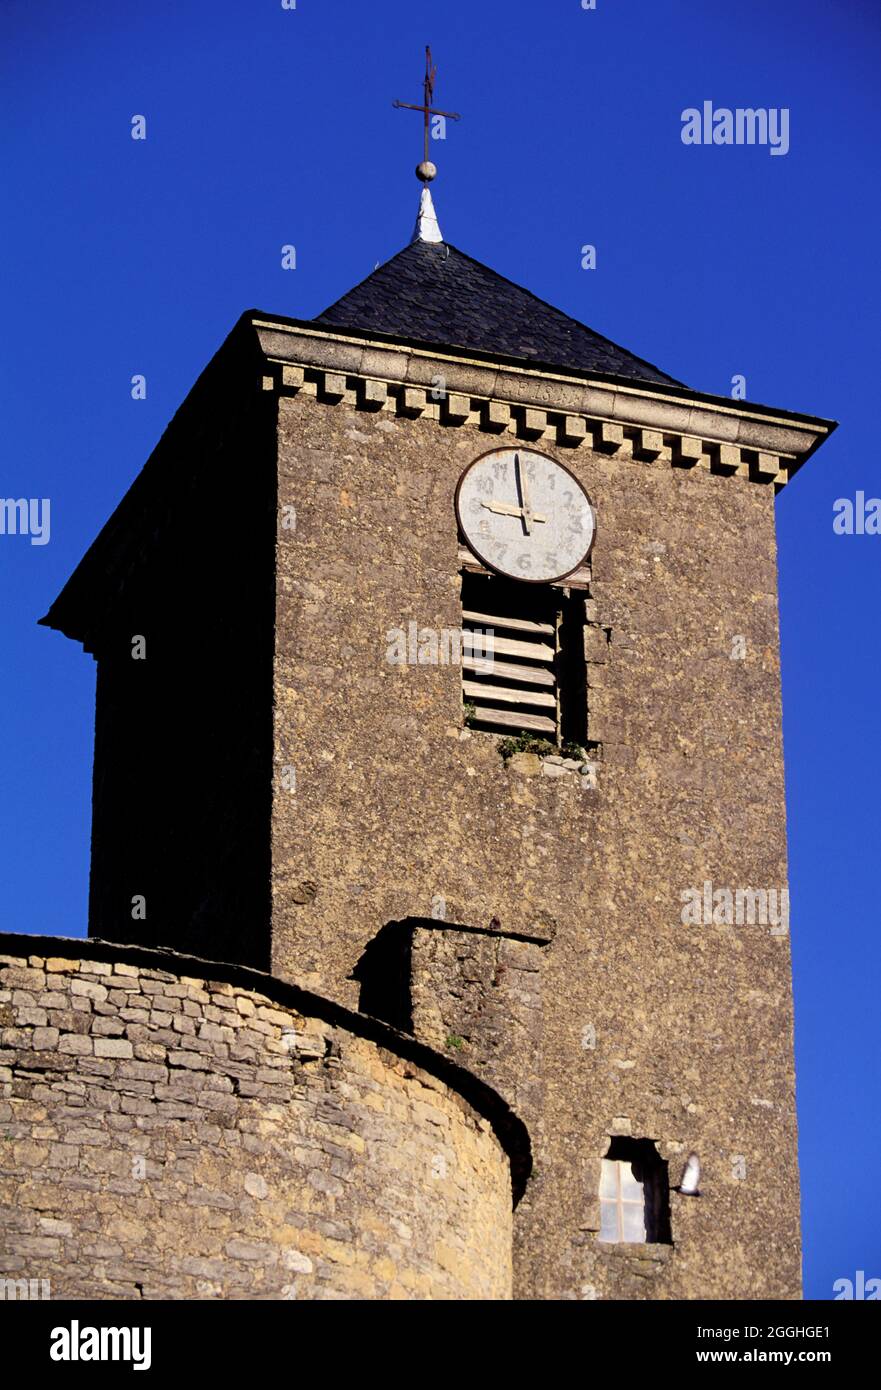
left=460, top=573, right=560, bottom=739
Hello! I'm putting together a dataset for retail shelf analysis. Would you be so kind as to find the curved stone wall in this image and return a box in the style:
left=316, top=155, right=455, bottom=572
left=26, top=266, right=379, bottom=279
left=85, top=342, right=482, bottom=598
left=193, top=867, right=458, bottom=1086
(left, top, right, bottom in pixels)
left=0, top=935, right=524, bottom=1300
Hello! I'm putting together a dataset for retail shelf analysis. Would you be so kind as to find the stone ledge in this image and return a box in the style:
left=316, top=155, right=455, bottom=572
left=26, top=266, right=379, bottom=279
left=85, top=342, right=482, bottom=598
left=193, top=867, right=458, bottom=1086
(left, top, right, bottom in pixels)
left=263, top=365, right=805, bottom=491
left=254, top=317, right=835, bottom=489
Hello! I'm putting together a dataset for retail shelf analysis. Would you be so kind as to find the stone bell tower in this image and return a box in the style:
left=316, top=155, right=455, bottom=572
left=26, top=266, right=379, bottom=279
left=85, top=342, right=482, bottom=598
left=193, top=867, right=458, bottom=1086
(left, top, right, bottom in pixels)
left=43, top=120, right=835, bottom=1296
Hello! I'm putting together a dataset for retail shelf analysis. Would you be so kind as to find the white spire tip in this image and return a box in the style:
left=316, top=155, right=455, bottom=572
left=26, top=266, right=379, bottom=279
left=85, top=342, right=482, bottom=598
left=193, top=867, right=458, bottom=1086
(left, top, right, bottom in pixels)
left=412, top=186, right=443, bottom=244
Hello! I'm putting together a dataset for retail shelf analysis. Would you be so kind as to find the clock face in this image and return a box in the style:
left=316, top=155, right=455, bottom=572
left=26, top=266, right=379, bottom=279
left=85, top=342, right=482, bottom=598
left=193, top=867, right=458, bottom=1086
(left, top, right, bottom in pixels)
left=455, top=448, right=595, bottom=583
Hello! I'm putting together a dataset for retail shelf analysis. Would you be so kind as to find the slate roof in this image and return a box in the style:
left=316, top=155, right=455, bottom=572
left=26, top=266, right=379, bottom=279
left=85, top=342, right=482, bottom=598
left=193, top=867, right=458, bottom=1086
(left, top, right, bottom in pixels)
left=315, top=239, right=683, bottom=387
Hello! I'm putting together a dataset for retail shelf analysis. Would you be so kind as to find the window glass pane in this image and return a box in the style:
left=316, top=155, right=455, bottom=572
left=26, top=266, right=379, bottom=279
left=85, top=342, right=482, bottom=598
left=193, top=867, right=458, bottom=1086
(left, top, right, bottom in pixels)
left=598, top=1199, right=619, bottom=1242
left=598, top=1159, right=618, bottom=1198
left=619, top=1162, right=643, bottom=1202
left=621, top=1200, right=647, bottom=1243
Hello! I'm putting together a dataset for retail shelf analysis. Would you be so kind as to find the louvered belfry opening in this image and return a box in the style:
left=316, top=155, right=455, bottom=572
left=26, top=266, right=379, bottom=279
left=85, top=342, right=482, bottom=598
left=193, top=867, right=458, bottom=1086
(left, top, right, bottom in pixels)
left=460, top=570, right=587, bottom=745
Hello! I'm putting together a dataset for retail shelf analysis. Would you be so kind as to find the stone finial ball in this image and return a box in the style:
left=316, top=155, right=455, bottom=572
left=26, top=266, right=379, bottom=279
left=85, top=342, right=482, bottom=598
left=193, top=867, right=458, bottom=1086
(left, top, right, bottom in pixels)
left=416, top=160, right=438, bottom=183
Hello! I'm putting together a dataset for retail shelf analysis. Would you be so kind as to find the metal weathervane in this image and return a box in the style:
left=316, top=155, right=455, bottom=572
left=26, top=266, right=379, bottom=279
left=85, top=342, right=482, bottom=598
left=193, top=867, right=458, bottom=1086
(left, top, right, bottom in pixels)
left=393, top=45, right=460, bottom=182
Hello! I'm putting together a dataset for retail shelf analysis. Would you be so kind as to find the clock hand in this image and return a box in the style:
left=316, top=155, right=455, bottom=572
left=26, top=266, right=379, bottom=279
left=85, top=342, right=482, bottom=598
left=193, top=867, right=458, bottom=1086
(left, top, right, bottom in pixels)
left=515, top=453, right=534, bottom=535
left=481, top=499, right=547, bottom=523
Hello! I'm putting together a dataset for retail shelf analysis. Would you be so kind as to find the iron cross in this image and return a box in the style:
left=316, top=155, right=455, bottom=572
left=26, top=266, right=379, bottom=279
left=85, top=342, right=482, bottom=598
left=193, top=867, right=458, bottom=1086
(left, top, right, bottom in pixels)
left=393, top=45, right=461, bottom=165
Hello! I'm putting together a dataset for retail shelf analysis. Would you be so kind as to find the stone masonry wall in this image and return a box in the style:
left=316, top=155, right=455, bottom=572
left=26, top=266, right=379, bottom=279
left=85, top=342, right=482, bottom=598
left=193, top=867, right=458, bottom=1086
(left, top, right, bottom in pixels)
left=0, top=937, right=515, bottom=1300
left=409, top=926, right=546, bottom=1135
left=270, top=389, right=801, bottom=1300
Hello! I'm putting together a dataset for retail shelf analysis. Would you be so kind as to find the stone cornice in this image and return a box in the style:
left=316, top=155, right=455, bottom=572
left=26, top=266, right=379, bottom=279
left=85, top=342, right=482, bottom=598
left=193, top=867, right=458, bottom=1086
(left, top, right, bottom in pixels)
left=252, top=315, right=836, bottom=490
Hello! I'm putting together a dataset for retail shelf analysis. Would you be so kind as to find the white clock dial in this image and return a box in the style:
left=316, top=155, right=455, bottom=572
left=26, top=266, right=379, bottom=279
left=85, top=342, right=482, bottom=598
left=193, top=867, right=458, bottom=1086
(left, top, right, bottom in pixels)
left=455, top=448, right=595, bottom=583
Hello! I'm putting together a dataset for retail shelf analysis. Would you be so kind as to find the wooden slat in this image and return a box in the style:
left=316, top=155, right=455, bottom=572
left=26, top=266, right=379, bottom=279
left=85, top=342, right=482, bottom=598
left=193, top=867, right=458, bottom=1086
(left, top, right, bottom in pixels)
left=473, top=634, right=554, bottom=662
left=558, top=566, right=591, bottom=590
left=462, top=609, right=554, bottom=636
left=470, top=706, right=557, bottom=734
left=458, top=545, right=490, bottom=573
left=553, top=606, right=561, bottom=741
left=463, top=680, right=556, bottom=709
left=461, top=655, right=554, bottom=686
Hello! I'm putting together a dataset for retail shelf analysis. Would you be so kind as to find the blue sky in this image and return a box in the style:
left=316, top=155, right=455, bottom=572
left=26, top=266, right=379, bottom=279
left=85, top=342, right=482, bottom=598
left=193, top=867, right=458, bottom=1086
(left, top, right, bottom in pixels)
left=1, top=0, right=878, bottom=1299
